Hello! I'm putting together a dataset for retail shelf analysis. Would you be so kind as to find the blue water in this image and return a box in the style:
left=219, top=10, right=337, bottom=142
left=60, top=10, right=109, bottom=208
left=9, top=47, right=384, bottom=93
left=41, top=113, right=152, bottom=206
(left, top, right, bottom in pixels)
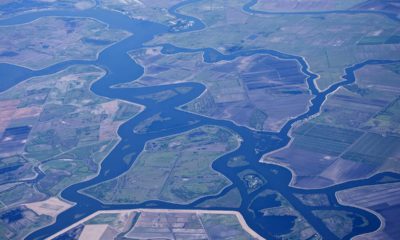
left=0, top=165, right=22, bottom=174
left=0, top=1, right=399, bottom=240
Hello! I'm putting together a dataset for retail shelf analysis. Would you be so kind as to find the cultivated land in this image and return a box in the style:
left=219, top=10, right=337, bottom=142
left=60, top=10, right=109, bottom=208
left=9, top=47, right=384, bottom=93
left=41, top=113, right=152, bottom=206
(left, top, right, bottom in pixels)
left=84, top=125, right=240, bottom=204
left=24, top=197, right=72, bottom=218
left=0, top=0, right=95, bottom=19
left=0, top=205, right=52, bottom=240
left=126, top=47, right=310, bottom=131
left=149, top=0, right=400, bottom=90
left=0, top=65, right=141, bottom=239
left=251, top=0, right=366, bottom=12
left=49, top=209, right=262, bottom=240
left=0, top=16, right=130, bottom=70
left=264, top=62, right=400, bottom=188
left=337, top=182, right=400, bottom=240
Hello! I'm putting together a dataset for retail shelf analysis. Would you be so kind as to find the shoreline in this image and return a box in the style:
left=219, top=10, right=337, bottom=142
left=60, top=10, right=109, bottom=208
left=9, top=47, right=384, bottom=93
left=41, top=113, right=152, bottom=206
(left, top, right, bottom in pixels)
left=335, top=190, right=386, bottom=240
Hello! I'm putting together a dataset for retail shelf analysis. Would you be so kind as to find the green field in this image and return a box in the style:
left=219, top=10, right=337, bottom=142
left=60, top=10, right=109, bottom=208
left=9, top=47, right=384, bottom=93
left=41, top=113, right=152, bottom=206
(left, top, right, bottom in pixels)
left=0, top=17, right=129, bottom=70
left=200, top=213, right=257, bottom=239
left=0, top=206, right=52, bottom=240
left=84, top=125, right=240, bottom=204
left=0, top=65, right=142, bottom=237
left=150, top=0, right=400, bottom=90
left=0, top=1, right=95, bottom=19
left=252, top=0, right=366, bottom=12
left=0, top=183, right=44, bottom=207
left=196, top=188, right=242, bottom=208
left=127, top=47, right=310, bottom=131
left=266, top=62, right=400, bottom=188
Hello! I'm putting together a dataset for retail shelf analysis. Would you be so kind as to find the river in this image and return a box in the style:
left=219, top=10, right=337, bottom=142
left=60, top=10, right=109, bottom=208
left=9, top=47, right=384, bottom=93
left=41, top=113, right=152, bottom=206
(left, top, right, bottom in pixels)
left=0, top=1, right=399, bottom=239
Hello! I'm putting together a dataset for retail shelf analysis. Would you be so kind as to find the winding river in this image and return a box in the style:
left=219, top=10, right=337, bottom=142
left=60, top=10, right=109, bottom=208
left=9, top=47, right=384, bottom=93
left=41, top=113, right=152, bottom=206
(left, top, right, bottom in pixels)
left=0, top=0, right=399, bottom=239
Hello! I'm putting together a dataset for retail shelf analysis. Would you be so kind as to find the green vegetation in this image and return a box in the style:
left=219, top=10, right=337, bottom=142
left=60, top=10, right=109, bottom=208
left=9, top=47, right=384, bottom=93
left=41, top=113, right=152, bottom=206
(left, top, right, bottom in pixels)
left=0, top=65, right=142, bottom=238
left=0, top=156, right=35, bottom=184
left=84, top=125, right=240, bottom=204
left=127, top=47, right=310, bottom=131
left=252, top=190, right=321, bottom=239
left=85, top=213, right=120, bottom=225
left=200, top=213, right=256, bottom=239
left=343, top=133, right=400, bottom=165
left=292, top=123, right=363, bottom=155
left=0, top=183, right=44, bottom=206
left=252, top=0, right=366, bottom=12
left=135, top=89, right=178, bottom=103
left=0, top=17, right=130, bottom=69
left=337, top=182, right=400, bottom=239
left=238, top=169, right=265, bottom=193
left=294, top=193, right=330, bottom=207
left=364, top=97, right=400, bottom=134
left=266, top=63, right=400, bottom=188
left=133, top=113, right=165, bottom=133
left=313, top=210, right=368, bottom=239
left=0, top=206, right=52, bottom=240
left=37, top=142, right=117, bottom=196
left=150, top=0, right=400, bottom=90
left=0, top=1, right=95, bottom=20
left=197, top=188, right=242, bottom=208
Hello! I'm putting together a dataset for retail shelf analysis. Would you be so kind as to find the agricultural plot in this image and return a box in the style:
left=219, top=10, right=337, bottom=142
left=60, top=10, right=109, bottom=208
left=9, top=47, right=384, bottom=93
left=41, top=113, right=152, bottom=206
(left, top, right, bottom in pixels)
left=264, top=62, right=400, bottom=188
left=0, top=65, right=141, bottom=238
left=0, top=17, right=130, bottom=70
left=0, top=65, right=141, bottom=195
left=0, top=0, right=95, bottom=19
left=151, top=0, right=400, bottom=90
left=51, top=209, right=261, bottom=240
left=127, top=47, right=310, bottom=131
left=84, top=126, right=240, bottom=204
left=196, top=188, right=242, bottom=208
left=357, top=64, right=400, bottom=134
left=0, top=155, right=35, bottom=184
left=353, top=0, right=400, bottom=16
left=0, top=183, right=45, bottom=207
left=337, top=182, right=400, bottom=240
left=250, top=189, right=321, bottom=239
left=0, top=205, right=52, bottom=240
left=0, top=196, right=71, bottom=239
left=251, top=0, right=366, bottom=12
